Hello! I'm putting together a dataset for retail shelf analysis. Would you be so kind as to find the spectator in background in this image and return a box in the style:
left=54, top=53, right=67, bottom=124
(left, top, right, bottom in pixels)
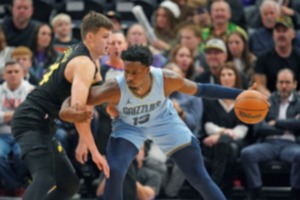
left=254, top=15, right=300, bottom=96
left=178, top=24, right=208, bottom=75
left=195, top=38, right=228, bottom=84
left=227, top=31, right=256, bottom=85
left=152, top=1, right=180, bottom=53
left=51, top=13, right=79, bottom=53
left=201, top=1, right=247, bottom=45
left=0, top=61, right=34, bottom=197
left=248, top=0, right=300, bottom=30
left=202, top=62, right=248, bottom=198
left=192, top=6, right=211, bottom=28
left=207, top=0, right=246, bottom=30
left=29, top=23, right=58, bottom=81
left=167, top=44, right=196, bottom=80
left=11, top=46, right=39, bottom=85
left=126, top=24, right=166, bottom=68
left=106, top=11, right=123, bottom=32
left=249, top=0, right=280, bottom=56
left=1, top=0, right=39, bottom=47
left=0, top=26, right=14, bottom=76
left=241, top=69, right=300, bottom=200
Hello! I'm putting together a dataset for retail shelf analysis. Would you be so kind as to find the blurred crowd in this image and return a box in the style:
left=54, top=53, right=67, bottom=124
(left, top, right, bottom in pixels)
left=0, top=0, right=300, bottom=199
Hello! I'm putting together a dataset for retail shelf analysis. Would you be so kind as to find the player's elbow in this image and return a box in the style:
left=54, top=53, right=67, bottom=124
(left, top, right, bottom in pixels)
left=59, top=109, right=75, bottom=123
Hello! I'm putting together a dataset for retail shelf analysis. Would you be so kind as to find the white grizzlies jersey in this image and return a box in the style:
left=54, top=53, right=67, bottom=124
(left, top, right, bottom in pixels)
left=115, top=67, right=175, bottom=128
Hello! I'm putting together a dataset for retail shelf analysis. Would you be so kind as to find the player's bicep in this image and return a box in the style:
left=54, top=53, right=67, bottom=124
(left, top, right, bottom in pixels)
left=70, top=59, right=95, bottom=106
left=87, top=79, right=121, bottom=106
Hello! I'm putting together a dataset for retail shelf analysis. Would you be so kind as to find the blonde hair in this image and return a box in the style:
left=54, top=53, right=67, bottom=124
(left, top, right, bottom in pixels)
left=51, top=13, right=72, bottom=27
left=11, top=46, right=33, bottom=58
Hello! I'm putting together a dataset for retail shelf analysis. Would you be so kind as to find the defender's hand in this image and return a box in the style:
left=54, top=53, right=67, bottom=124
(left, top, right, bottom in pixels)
left=91, top=152, right=110, bottom=178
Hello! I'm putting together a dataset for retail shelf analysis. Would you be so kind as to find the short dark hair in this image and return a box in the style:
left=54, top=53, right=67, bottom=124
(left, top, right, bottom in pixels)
left=121, top=45, right=153, bottom=66
left=81, top=11, right=113, bottom=39
left=4, top=60, right=22, bottom=68
left=277, top=68, right=296, bottom=81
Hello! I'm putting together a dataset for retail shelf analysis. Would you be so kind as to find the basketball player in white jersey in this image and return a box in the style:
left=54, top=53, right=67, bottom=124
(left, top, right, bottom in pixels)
left=60, top=45, right=244, bottom=200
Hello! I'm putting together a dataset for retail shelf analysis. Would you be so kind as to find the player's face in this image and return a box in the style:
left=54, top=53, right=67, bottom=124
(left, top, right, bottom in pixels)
left=92, top=28, right=112, bottom=56
left=220, top=68, right=236, bottom=88
left=276, top=72, right=297, bottom=99
left=124, top=61, right=149, bottom=88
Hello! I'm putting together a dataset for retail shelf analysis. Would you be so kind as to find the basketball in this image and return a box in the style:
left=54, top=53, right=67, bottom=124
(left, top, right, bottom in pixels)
left=234, top=90, right=269, bottom=124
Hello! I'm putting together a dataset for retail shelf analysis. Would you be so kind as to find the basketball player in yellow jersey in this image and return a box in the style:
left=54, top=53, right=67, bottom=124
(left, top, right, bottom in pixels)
left=11, top=11, right=112, bottom=200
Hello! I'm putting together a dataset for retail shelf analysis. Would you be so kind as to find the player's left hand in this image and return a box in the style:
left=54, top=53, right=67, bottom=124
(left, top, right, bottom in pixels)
left=91, top=152, right=110, bottom=178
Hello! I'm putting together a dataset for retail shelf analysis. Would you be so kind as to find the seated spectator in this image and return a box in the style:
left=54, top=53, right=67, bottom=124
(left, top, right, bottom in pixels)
left=241, top=69, right=300, bottom=200
left=206, top=0, right=247, bottom=30
left=195, top=38, right=228, bottom=84
left=126, top=24, right=166, bottom=68
left=201, top=62, right=249, bottom=198
left=152, top=1, right=180, bottom=53
left=1, top=0, right=39, bottom=47
left=29, top=23, right=59, bottom=81
left=178, top=24, right=208, bottom=75
left=166, top=44, right=196, bottom=80
left=51, top=13, right=79, bottom=53
left=11, top=46, right=39, bottom=85
left=248, top=0, right=300, bottom=30
left=254, top=15, right=300, bottom=96
left=0, top=26, right=14, bottom=76
left=249, top=0, right=280, bottom=56
left=201, top=1, right=247, bottom=46
left=227, top=31, right=256, bottom=85
left=0, top=61, right=34, bottom=197
left=106, top=11, right=123, bottom=32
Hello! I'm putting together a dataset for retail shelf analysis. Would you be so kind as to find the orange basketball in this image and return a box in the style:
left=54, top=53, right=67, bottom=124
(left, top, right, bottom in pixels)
left=234, top=90, right=269, bottom=124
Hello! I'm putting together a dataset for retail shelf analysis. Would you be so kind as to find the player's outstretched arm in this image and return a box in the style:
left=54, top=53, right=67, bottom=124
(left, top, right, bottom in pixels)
left=163, top=69, right=243, bottom=100
left=59, top=97, right=92, bottom=123
left=87, top=79, right=121, bottom=106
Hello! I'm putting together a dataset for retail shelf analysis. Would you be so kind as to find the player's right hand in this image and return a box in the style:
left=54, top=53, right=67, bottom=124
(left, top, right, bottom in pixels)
left=92, top=152, right=110, bottom=178
left=75, top=141, right=88, bottom=164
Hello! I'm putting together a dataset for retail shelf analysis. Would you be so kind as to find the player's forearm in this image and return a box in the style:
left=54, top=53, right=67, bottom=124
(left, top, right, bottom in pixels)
left=195, top=83, right=243, bottom=99
left=75, top=122, right=99, bottom=154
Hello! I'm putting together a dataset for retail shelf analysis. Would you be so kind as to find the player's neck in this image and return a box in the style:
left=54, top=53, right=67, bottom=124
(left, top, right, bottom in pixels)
left=83, top=41, right=102, bottom=61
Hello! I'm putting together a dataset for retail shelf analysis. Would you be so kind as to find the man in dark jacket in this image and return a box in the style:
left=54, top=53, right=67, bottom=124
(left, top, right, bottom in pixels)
left=241, top=68, right=300, bottom=200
